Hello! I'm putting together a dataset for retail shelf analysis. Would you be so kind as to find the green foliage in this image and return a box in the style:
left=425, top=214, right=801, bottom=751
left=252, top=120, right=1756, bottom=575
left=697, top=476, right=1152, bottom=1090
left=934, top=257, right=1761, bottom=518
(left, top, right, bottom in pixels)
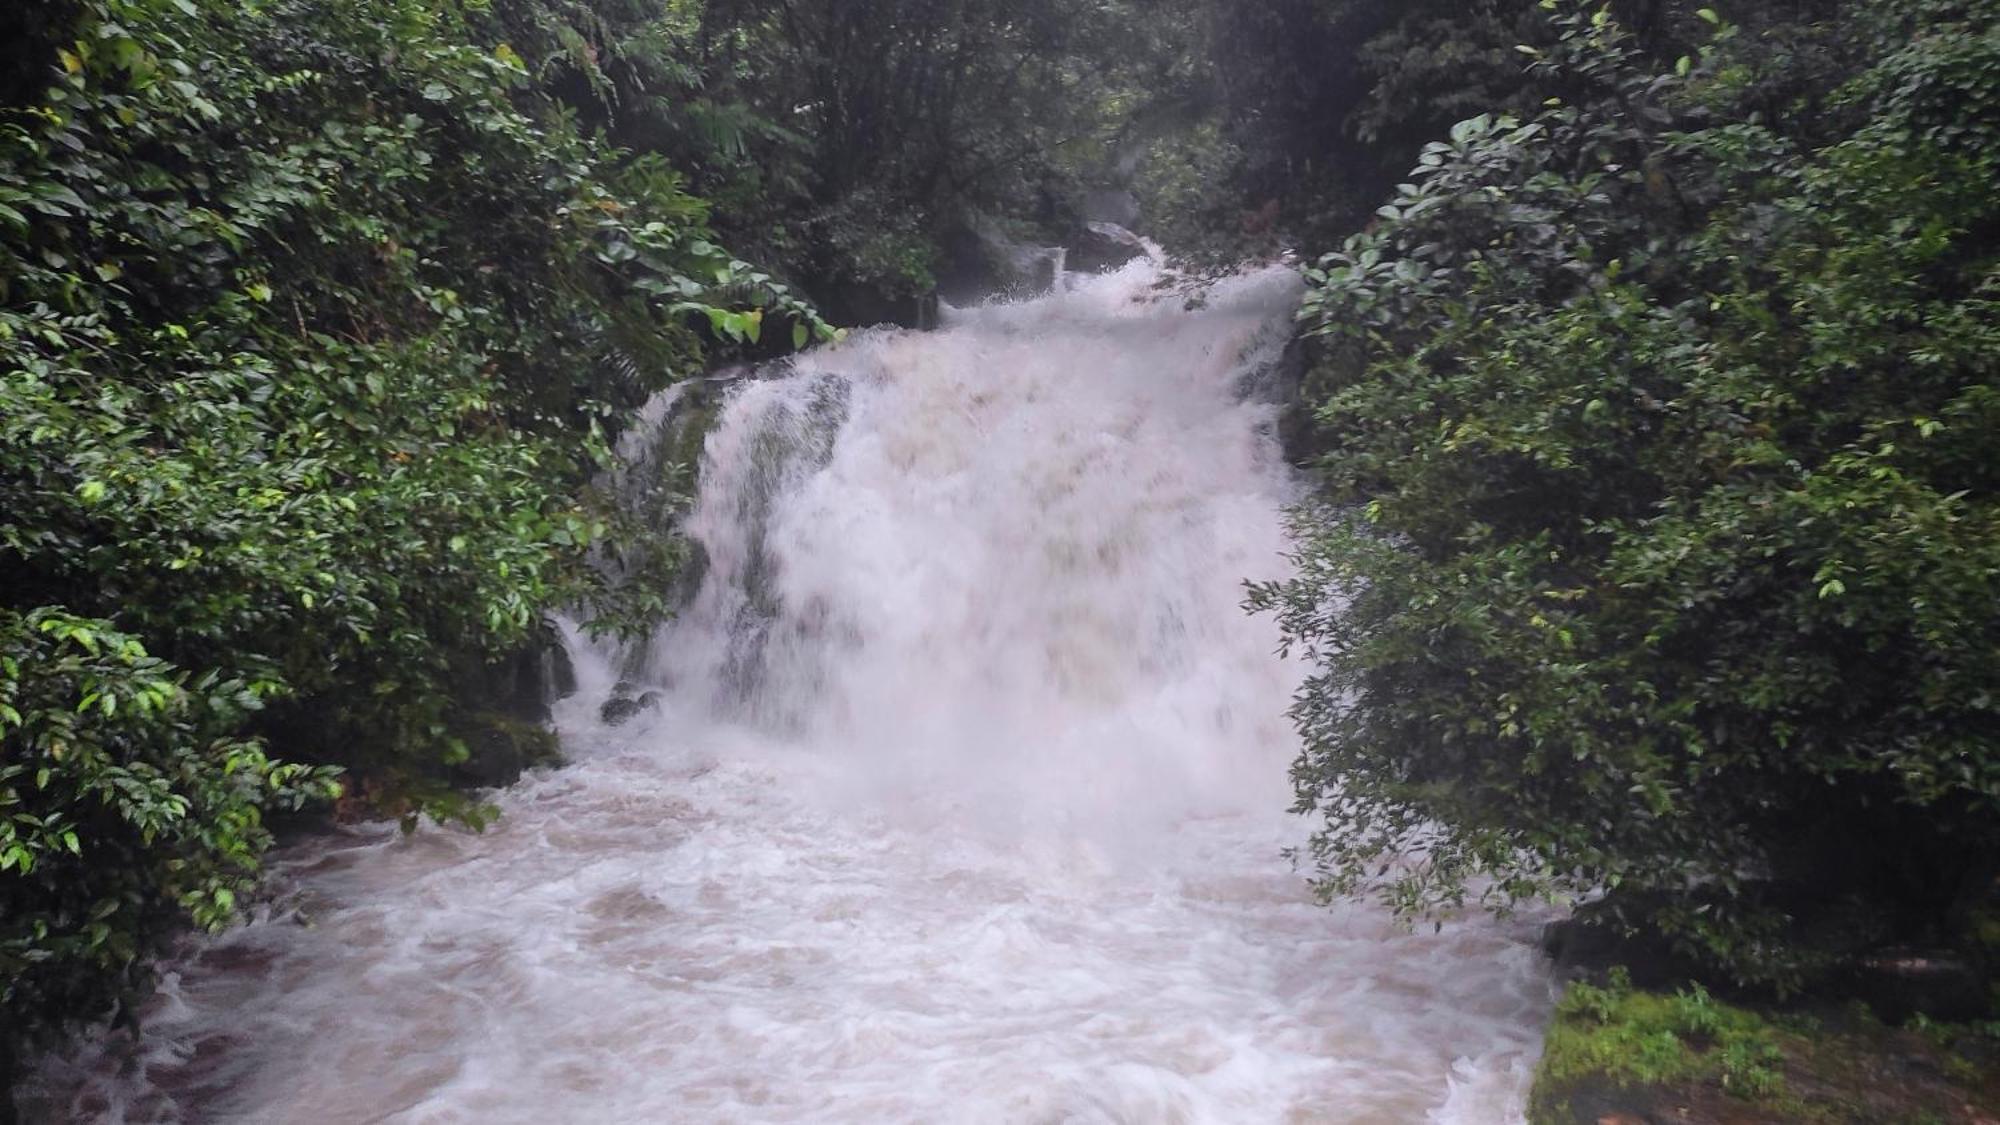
left=509, top=0, right=1161, bottom=313
left=1534, top=971, right=1789, bottom=1112
left=1, top=0, right=822, bottom=1060
left=1257, top=0, right=2000, bottom=986
left=1145, top=0, right=1838, bottom=264
left=1, top=609, right=340, bottom=1055
left=1126, top=121, right=1254, bottom=268
left=1531, top=972, right=2000, bottom=1123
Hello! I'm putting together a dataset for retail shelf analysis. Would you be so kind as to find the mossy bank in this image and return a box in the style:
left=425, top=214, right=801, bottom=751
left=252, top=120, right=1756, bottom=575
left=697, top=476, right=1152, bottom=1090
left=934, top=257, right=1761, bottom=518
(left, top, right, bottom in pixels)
left=1529, top=971, right=2000, bottom=1124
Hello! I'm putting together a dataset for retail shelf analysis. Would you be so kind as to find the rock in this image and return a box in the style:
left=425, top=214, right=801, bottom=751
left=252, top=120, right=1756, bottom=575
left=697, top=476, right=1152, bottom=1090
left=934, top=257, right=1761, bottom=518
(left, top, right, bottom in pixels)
left=2, top=1040, right=18, bottom=1125
left=457, top=618, right=576, bottom=727
left=455, top=712, right=563, bottom=788
left=1081, top=188, right=1140, bottom=228
left=433, top=619, right=576, bottom=788
left=1529, top=1067, right=1688, bottom=1124
left=600, top=689, right=662, bottom=728
left=936, top=216, right=1068, bottom=305
left=1542, top=905, right=1708, bottom=991
left=808, top=277, right=937, bottom=330
left=1542, top=886, right=1994, bottom=1025
left=1850, top=949, right=1991, bottom=1023
left=1067, top=220, right=1150, bottom=275
left=541, top=641, right=577, bottom=702
left=1270, top=338, right=1323, bottom=468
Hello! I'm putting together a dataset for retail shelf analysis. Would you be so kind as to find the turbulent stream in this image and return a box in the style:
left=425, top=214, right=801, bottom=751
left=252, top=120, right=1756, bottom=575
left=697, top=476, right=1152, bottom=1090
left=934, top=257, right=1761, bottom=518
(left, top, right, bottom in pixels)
left=32, top=262, right=1552, bottom=1123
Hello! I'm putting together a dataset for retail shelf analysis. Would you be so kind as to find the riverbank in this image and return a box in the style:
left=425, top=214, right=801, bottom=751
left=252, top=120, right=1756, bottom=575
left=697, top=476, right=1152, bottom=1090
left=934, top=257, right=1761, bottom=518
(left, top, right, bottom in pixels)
left=1528, top=971, right=2000, bottom=1124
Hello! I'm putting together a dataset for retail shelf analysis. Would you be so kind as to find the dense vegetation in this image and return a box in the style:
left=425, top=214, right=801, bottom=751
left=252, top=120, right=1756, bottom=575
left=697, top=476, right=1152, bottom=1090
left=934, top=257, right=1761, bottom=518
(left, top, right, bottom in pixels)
left=1256, top=0, right=2000, bottom=989
left=1137, top=0, right=1843, bottom=258
left=641, top=0, right=1149, bottom=319
left=489, top=0, right=1188, bottom=321
left=0, top=0, right=830, bottom=1083
left=5, top=0, right=1998, bottom=1110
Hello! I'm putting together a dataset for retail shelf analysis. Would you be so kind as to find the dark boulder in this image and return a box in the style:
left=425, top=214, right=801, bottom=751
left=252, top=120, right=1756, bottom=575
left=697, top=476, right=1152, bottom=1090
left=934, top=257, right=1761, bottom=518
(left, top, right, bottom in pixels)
left=600, top=685, right=663, bottom=727
left=1542, top=908, right=1710, bottom=992
left=1080, top=188, right=1140, bottom=229
left=454, top=712, right=564, bottom=788
left=458, top=619, right=576, bottom=727
left=809, top=278, right=938, bottom=330
left=1066, top=221, right=1150, bottom=276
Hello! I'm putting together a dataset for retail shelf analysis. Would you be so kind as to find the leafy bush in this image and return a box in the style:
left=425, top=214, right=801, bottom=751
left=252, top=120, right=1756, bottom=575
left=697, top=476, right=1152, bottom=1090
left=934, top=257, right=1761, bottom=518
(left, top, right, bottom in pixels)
left=1, top=611, right=339, bottom=1069
left=1, top=0, right=823, bottom=1064
left=1256, top=0, right=2000, bottom=986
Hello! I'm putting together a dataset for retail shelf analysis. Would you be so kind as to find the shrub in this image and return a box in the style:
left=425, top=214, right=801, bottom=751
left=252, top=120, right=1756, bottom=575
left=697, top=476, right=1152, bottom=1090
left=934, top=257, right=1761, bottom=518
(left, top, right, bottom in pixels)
left=1256, top=0, right=2000, bottom=987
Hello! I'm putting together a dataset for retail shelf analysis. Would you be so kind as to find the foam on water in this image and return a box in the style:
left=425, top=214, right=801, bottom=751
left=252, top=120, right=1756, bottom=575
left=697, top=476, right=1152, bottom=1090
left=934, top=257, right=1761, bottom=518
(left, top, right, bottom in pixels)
left=29, top=260, right=1552, bottom=1123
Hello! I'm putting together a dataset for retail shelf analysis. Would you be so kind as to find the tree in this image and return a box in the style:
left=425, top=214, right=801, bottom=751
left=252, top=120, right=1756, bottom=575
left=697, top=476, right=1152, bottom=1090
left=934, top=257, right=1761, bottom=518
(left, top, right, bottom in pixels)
left=528, top=0, right=1165, bottom=319
left=1255, top=0, right=2000, bottom=988
left=1136, top=0, right=1839, bottom=263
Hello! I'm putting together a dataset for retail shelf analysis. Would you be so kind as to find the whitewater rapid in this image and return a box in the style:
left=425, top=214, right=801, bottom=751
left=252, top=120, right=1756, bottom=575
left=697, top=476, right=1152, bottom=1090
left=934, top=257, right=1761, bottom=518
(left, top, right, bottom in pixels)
left=29, top=262, right=1551, bottom=1123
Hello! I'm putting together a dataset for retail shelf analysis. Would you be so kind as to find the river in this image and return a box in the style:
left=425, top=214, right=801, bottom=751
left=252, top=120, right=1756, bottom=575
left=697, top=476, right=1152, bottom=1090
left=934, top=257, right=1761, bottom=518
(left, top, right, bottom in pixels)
left=30, top=261, right=1551, bottom=1123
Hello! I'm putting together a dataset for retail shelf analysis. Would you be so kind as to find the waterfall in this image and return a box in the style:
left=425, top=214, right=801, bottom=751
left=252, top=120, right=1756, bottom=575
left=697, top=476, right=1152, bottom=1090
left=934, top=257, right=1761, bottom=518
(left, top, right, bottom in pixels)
left=26, top=260, right=1551, bottom=1124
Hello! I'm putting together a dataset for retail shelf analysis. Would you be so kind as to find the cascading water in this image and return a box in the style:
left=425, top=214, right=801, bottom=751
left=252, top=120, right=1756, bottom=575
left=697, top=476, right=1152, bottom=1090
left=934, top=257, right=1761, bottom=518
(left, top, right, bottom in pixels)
left=28, top=261, right=1552, bottom=1123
